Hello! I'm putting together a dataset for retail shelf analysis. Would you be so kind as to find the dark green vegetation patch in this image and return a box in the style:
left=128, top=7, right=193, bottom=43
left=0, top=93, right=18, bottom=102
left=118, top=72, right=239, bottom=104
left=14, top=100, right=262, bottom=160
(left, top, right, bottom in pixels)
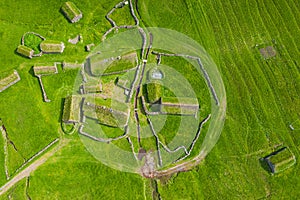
left=33, top=65, right=58, bottom=76
left=146, top=81, right=162, bottom=103
left=23, top=34, right=43, bottom=54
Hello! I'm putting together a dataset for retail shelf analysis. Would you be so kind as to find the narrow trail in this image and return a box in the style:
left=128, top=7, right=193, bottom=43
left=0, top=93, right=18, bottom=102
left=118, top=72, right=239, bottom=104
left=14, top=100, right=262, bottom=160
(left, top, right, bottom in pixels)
left=0, top=138, right=68, bottom=196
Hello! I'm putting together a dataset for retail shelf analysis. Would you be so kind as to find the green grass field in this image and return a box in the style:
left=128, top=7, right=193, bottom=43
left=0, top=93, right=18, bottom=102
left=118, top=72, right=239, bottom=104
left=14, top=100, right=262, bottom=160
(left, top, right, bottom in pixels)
left=0, top=178, right=27, bottom=200
left=0, top=0, right=126, bottom=194
left=0, top=0, right=299, bottom=199
left=26, top=137, right=144, bottom=200
left=139, top=0, right=300, bottom=198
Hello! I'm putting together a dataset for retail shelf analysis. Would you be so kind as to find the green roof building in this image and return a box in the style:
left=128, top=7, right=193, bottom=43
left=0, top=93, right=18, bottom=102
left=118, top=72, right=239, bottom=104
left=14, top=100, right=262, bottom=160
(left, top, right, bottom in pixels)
left=264, top=147, right=296, bottom=173
left=0, top=70, right=21, bottom=92
left=61, top=2, right=83, bottom=23
left=33, top=65, right=58, bottom=76
left=40, top=40, right=65, bottom=54
left=16, top=45, right=34, bottom=59
left=62, top=95, right=82, bottom=123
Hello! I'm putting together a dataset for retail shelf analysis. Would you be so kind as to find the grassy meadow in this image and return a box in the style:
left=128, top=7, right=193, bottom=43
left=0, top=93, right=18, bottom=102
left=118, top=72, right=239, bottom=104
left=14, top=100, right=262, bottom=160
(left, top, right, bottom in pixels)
left=0, top=0, right=299, bottom=199
left=27, top=137, right=144, bottom=200
left=139, top=0, right=300, bottom=198
left=0, top=0, right=122, bottom=187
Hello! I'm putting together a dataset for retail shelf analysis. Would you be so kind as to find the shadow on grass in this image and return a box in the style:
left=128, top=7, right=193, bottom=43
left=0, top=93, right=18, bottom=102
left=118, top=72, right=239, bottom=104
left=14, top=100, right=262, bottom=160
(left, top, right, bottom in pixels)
left=58, top=98, right=65, bottom=123
left=139, top=97, right=147, bottom=115
left=28, top=66, right=36, bottom=78
left=14, top=48, right=29, bottom=60
left=59, top=8, right=70, bottom=24
left=259, top=158, right=272, bottom=174
left=142, top=83, right=148, bottom=101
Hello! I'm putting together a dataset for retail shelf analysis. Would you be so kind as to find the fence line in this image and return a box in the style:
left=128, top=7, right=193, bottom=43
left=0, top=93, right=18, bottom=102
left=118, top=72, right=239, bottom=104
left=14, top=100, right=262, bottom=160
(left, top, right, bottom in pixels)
left=105, top=7, right=117, bottom=27
left=127, top=137, right=138, bottom=160
left=15, top=138, right=59, bottom=174
left=151, top=51, right=220, bottom=106
left=78, top=125, right=129, bottom=143
left=129, top=0, right=139, bottom=26
left=0, top=126, right=9, bottom=180
left=102, top=25, right=136, bottom=41
left=21, top=32, right=46, bottom=45
left=147, top=118, right=163, bottom=167
left=37, top=75, right=50, bottom=102
left=176, top=114, right=211, bottom=162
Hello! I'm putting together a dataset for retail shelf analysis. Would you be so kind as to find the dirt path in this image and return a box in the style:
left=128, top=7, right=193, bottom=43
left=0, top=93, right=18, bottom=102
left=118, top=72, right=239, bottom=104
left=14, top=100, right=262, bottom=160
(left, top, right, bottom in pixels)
left=0, top=138, right=69, bottom=196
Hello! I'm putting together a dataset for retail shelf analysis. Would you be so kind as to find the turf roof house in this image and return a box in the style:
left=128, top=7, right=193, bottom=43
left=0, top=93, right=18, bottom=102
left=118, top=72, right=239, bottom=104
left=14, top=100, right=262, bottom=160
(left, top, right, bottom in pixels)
left=40, top=40, right=65, bottom=54
left=62, top=95, right=82, bottom=123
left=0, top=70, right=21, bottom=92
left=33, top=65, right=58, bottom=76
left=263, top=147, right=296, bottom=173
left=16, top=45, right=34, bottom=59
left=61, top=2, right=83, bottom=23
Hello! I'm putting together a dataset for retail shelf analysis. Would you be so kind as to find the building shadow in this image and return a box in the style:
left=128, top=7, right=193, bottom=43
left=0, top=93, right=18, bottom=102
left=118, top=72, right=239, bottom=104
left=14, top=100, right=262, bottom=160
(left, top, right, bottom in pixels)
left=259, top=158, right=271, bottom=173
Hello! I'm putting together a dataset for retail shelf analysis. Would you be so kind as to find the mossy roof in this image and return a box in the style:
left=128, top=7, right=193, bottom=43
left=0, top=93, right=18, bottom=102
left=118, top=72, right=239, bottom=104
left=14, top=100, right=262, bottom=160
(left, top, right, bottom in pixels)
left=33, top=65, right=58, bottom=76
left=61, top=2, right=82, bottom=22
left=40, top=41, right=65, bottom=53
left=62, top=95, right=82, bottom=123
left=16, top=45, right=34, bottom=58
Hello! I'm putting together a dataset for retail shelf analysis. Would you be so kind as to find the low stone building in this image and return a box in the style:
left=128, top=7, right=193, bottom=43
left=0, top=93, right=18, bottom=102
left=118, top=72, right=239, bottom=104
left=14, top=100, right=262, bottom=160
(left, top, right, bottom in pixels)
left=0, top=70, right=21, bottom=92
left=16, top=45, right=34, bottom=59
left=62, top=95, right=82, bottom=123
left=61, top=2, right=83, bottom=23
left=40, top=40, right=65, bottom=54
left=263, top=147, right=296, bottom=173
left=33, top=64, right=58, bottom=76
